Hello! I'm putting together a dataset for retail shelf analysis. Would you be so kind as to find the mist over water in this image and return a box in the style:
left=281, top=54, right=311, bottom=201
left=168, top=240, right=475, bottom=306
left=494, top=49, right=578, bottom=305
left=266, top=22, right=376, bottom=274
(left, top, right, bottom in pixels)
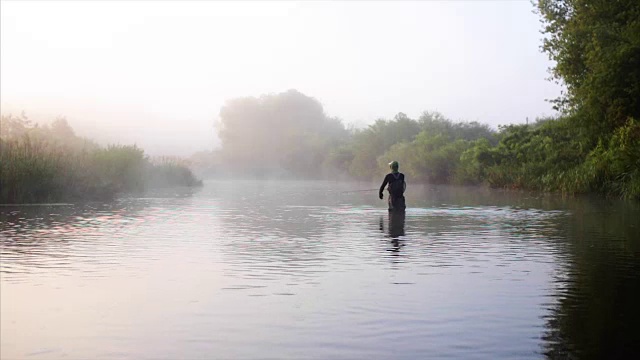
left=1, top=1, right=560, bottom=155
left=2, top=181, right=638, bottom=359
left=2, top=1, right=639, bottom=358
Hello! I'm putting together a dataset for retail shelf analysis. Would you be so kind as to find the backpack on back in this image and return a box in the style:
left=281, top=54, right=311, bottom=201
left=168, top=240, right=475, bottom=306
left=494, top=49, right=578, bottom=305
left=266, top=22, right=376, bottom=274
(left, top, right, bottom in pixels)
left=388, top=173, right=405, bottom=197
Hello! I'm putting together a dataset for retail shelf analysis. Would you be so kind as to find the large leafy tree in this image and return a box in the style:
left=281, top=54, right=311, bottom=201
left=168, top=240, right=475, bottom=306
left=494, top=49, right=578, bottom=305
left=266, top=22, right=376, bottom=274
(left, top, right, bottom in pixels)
left=538, top=0, right=640, bottom=137
left=217, top=89, right=348, bottom=176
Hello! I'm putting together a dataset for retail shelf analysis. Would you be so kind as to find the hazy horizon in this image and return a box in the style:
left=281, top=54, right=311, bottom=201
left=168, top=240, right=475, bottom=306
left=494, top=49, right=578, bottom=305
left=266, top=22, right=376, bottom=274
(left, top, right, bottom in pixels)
left=1, top=1, right=562, bottom=156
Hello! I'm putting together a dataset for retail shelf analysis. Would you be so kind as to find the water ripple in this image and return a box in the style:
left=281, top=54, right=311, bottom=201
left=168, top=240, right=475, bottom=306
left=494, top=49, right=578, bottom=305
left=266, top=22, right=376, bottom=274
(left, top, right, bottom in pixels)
left=1, top=182, right=639, bottom=359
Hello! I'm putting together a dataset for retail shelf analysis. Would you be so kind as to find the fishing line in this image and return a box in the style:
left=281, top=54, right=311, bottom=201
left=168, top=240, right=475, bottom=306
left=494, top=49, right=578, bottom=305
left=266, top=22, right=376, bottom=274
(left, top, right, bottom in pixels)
left=338, top=188, right=379, bottom=194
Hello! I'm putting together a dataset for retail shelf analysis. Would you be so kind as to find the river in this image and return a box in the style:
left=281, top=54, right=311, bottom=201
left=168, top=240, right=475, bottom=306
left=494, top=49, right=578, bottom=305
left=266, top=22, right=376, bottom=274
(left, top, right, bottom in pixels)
left=1, top=180, right=639, bottom=359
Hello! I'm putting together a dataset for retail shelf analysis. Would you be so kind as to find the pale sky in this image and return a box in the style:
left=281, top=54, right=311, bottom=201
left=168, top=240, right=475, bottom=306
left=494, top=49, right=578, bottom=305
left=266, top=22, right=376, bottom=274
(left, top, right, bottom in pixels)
left=1, top=0, right=561, bottom=156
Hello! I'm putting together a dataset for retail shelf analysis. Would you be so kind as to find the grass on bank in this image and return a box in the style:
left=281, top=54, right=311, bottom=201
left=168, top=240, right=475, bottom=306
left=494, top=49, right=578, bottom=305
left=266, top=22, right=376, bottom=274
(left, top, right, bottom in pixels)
left=0, top=115, right=202, bottom=204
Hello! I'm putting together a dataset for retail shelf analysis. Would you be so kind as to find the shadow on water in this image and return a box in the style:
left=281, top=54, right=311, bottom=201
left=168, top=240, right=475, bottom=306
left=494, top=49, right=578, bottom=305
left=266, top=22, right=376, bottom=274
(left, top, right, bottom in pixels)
left=541, top=197, right=640, bottom=360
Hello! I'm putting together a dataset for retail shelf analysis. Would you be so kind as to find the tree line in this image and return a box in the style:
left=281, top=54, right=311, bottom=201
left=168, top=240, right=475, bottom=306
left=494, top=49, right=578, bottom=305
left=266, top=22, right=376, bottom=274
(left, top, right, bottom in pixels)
left=202, top=85, right=636, bottom=199
left=201, top=0, right=638, bottom=200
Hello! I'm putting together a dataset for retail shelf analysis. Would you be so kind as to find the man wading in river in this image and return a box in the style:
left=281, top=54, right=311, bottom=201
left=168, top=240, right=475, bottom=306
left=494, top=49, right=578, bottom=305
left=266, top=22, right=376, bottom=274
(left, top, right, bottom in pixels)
left=379, top=160, right=406, bottom=211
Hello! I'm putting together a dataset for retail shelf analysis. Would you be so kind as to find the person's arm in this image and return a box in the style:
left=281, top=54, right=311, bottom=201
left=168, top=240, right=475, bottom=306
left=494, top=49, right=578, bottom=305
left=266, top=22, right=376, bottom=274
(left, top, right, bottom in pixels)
left=379, top=175, right=389, bottom=199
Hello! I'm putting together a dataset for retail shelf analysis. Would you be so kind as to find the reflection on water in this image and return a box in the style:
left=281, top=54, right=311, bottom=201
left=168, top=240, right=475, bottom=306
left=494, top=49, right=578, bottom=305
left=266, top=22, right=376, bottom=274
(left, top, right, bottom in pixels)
left=541, top=198, right=640, bottom=360
left=380, top=211, right=406, bottom=253
left=1, top=181, right=639, bottom=359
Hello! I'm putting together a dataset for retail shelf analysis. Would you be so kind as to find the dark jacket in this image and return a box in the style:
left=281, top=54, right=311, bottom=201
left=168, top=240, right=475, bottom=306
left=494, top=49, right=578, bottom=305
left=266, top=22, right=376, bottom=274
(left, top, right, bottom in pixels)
left=379, top=172, right=405, bottom=198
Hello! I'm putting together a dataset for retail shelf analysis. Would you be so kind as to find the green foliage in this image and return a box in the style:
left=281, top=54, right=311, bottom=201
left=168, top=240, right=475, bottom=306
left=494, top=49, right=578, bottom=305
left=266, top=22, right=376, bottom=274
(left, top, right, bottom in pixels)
left=346, top=112, right=494, bottom=181
left=458, top=138, right=495, bottom=184
left=349, top=114, right=421, bottom=179
left=217, top=89, right=349, bottom=177
left=322, top=145, right=355, bottom=175
left=212, top=84, right=636, bottom=199
left=461, top=116, right=640, bottom=199
left=565, top=118, right=640, bottom=199
left=419, top=112, right=497, bottom=144
left=512, top=0, right=640, bottom=199
left=147, top=157, right=203, bottom=188
left=380, top=133, right=472, bottom=184
left=0, top=114, right=202, bottom=203
left=91, top=145, right=147, bottom=194
left=476, top=119, right=586, bottom=190
left=538, top=0, right=640, bottom=137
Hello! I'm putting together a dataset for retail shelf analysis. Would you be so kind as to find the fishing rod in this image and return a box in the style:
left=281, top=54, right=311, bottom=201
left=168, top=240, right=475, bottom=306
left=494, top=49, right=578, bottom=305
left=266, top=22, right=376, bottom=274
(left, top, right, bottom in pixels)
left=339, top=188, right=379, bottom=194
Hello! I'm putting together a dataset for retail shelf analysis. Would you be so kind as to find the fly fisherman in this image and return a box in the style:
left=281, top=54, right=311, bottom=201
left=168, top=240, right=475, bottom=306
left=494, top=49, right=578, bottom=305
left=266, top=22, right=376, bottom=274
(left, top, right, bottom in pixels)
left=379, top=161, right=406, bottom=211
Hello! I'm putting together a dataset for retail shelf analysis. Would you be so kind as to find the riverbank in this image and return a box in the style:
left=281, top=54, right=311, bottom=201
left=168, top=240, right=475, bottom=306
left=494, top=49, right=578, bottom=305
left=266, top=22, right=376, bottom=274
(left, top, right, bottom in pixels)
left=0, top=115, right=202, bottom=204
left=196, top=107, right=640, bottom=200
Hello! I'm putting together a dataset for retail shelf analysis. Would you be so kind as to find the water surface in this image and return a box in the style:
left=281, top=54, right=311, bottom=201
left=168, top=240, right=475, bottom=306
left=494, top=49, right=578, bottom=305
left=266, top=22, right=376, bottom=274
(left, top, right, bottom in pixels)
left=2, top=181, right=639, bottom=359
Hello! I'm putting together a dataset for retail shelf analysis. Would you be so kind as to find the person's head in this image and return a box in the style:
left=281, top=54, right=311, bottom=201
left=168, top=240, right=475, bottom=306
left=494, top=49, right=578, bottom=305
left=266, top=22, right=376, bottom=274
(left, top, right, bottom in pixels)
left=389, top=160, right=399, bottom=173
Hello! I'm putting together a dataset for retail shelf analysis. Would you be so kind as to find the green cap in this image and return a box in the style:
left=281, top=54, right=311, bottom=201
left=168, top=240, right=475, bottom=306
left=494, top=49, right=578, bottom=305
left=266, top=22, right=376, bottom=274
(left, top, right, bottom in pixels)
left=389, top=161, right=399, bottom=171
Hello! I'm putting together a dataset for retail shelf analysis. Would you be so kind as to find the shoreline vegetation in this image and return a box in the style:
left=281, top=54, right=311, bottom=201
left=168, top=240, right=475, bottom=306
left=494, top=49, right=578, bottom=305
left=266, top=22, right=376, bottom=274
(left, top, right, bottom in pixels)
left=191, top=100, right=638, bottom=200
left=192, top=0, right=640, bottom=201
left=0, top=114, right=202, bottom=204
left=2, top=2, right=638, bottom=202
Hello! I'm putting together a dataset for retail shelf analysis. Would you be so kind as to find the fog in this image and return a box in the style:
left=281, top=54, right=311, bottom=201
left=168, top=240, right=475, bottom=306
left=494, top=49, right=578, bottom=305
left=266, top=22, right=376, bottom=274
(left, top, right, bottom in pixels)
left=0, top=1, right=561, bottom=156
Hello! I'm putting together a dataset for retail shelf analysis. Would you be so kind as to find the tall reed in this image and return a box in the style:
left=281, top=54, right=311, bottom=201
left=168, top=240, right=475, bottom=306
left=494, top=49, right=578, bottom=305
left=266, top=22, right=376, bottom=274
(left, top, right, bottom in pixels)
left=1, top=133, right=202, bottom=204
